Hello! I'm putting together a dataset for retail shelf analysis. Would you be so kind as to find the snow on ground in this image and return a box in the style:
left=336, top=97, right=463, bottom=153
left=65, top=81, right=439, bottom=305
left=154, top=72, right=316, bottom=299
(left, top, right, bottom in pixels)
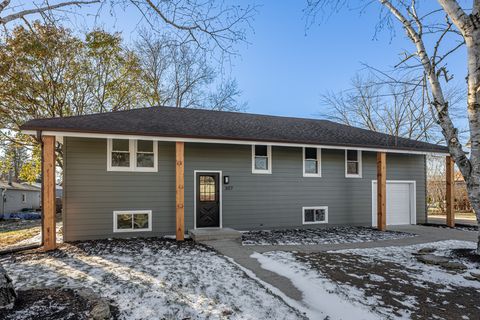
left=242, top=227, right=415, bottom=246
left=2, top=238, right=306, bottom=320
left=335, top=240, right=480, bottom=289
left=252, top=240, right=480, bottom=320
left=252, top=251, right=383, bottom=320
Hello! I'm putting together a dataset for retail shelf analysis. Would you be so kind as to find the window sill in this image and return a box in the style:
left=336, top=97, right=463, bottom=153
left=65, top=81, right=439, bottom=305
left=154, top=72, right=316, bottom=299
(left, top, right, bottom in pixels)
left=107, top=167, right=157, bottom=172
left=252, top=170, right=272, bottom=174
left=302, top=221, right=328, bottom=225
left=113, top=228, right=152, bottom=233
left=303, top=173, right=322, bottom=177
left=345, top=174, right=362, bottom=178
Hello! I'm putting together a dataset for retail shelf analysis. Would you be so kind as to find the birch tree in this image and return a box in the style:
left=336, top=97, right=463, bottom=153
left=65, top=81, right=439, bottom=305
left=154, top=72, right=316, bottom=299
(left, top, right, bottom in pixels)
left=306, top=0, right=480, bottom=252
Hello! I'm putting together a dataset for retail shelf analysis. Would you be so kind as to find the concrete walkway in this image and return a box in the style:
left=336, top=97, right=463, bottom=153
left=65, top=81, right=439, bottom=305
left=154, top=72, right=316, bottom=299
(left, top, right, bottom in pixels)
left=202, top=225, right=478, bottom=302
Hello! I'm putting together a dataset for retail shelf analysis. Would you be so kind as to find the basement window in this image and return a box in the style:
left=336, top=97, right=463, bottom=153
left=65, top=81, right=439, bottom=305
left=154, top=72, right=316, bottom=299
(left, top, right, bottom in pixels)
left=113, top=210, right=152, bottom=232
left=303, top=207, right=328, bottom=224
left=22, top=193, right=27, bottom=203
left=252, top=145, right=272, bottom=174
left=303, top=147, right=321, bottom=177
left=345, top=150, right=362, bottom=178
left=108, top=139, right=158, bottom=172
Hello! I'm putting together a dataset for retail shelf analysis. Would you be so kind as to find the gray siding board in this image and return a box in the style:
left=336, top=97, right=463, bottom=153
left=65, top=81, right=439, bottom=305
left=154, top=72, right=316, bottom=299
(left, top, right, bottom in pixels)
left=64, top=138, right=427, bottom=241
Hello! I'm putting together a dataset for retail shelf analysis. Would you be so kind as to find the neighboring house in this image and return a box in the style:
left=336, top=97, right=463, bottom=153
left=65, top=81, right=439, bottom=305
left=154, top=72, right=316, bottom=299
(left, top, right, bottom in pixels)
left=29, top=182, right=63, bottom=199
left=29, top=182, right=63, bottom=213
left=0, top=180, right=41, bottom=216
left=21, top=107, right=448, bottom=242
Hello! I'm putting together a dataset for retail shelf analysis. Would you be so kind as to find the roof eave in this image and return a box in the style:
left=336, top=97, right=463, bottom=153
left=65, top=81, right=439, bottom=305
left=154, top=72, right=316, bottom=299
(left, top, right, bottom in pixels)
left=21, top=128, right=449, bottom=156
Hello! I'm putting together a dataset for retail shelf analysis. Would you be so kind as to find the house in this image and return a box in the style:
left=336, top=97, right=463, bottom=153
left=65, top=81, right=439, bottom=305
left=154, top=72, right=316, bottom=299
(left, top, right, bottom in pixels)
left=20, top=107, right=449, bottom=245
left=0, top=180, right=41, bottom=217
left=28, top=182, right=63, bottom=213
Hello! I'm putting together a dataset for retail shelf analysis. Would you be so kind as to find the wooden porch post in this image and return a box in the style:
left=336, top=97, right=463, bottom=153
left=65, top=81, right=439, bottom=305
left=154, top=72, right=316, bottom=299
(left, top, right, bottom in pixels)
left=377, top=152, right=387, bottom=231
left=176, top=142, right=185, bottom=241
left=446, top=156, right=455, bottom=228
left=42, top=135, right=56, bottom=251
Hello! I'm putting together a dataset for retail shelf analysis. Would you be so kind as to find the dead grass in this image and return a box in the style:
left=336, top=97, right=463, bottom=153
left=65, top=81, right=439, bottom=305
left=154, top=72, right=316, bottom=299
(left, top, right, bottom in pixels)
left=0, top=226, right=40, bottom=248
left=0, top=219, right=42, bottom=249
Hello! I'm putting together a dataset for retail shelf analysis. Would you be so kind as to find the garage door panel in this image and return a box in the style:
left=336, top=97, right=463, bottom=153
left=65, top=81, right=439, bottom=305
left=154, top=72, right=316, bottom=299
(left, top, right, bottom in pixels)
left=372, top=182, right=414, bottom=226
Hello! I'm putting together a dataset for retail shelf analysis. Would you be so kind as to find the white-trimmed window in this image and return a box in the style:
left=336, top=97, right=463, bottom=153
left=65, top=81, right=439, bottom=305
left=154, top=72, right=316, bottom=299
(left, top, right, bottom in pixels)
left=303, top=147, right=321, bottom=177
left=107, top=139, right=158, bottom=172
left=252, top=145, right=272, bottom=174
left=345, top=150, right=362, bottom=178
left=302, top=206, right=328, bottom=224
left=113, top=210, right=152, bottom=232
left=21, top=193, right=27, bottom=203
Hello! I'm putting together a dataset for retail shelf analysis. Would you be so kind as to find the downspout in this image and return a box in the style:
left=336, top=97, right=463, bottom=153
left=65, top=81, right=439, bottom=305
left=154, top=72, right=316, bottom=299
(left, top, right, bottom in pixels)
left=1, top=188, right=6, bottom=219
left=38, top=130, right=44, bottom=247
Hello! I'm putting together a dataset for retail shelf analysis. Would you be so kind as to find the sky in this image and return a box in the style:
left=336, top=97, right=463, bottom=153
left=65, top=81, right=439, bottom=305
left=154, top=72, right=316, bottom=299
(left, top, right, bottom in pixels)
left=10, top=1, right=469, bottom=120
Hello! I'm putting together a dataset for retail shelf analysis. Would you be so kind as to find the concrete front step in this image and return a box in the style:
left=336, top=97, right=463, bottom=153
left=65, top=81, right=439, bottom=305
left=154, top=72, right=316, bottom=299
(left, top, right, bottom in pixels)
left=189, top=228, right=242, bottom=242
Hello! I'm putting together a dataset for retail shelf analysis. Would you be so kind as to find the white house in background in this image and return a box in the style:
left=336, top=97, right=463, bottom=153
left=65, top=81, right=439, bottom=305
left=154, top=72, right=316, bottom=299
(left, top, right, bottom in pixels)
left=0, top=180, right=41, bottom=216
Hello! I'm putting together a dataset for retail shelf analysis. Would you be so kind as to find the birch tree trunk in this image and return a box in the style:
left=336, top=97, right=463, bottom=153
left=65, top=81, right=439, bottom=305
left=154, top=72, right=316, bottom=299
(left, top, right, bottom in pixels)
left=377, top=0, right=480, bottom=252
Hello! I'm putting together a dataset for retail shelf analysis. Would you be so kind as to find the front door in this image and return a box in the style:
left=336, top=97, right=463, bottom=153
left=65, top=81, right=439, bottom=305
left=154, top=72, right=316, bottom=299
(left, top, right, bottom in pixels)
left=196, top=172, right=220, bottom=228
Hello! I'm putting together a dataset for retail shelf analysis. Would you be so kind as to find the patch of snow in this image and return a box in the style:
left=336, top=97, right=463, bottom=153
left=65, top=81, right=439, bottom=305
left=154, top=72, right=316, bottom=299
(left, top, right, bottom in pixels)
left=242, top=227, right=415, bottom=246
left=369, top=274, right=386, bottom=282
left=251, top=251, right=383, bottom=320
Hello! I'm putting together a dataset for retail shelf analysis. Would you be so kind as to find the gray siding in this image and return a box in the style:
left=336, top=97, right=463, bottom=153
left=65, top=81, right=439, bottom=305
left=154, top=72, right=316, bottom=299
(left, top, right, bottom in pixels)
left=63, top=138, right=175, bottom=241
left=63, top=138, right=426, bottom=241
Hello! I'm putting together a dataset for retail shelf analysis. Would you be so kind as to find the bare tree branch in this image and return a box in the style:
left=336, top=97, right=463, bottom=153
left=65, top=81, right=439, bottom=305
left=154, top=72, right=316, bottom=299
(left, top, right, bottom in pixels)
left=0, top=0, right=99, bottom=25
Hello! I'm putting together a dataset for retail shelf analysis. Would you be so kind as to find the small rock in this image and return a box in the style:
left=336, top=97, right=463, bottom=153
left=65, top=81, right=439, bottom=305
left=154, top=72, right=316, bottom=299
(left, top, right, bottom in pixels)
left=416, top=254, right=449, bottom=265
left=464, top=275, right=477, bottom=281
left=90, top=300, right=111, bottom=320
left=470, top=272, right=480, bottom=280
left=75, top=287, right=97, bottom=300
left=0, top=266, right=17, bottom=309
left=418, top=248, right=436, bottom=254
left=440, top=261, right=467, bottom=270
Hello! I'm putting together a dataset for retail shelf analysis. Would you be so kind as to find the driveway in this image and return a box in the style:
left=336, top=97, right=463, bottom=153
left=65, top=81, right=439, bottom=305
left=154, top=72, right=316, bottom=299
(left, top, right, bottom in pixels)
left=202, top=225, right=480, bottom=319
left=428, top=215, right=478, bottom=226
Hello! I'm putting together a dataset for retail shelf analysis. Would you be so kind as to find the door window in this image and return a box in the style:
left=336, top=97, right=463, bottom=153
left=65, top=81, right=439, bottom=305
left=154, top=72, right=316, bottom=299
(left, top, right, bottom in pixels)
left=199, top=175, right=216, bottom=201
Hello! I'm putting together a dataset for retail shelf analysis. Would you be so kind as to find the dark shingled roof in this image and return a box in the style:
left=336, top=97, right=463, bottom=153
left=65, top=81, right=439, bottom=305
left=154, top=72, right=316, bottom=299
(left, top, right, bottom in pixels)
left=21, top=106, right=448, bottom=153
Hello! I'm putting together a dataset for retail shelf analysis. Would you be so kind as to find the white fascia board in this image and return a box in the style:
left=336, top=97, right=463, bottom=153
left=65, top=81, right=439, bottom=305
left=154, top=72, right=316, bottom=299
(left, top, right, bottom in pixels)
left=21, top=129, right=449, bottom=156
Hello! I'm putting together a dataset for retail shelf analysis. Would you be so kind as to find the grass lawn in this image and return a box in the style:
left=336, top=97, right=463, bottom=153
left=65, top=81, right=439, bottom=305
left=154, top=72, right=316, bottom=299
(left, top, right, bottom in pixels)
left=0, top=220, right=41, bottom=249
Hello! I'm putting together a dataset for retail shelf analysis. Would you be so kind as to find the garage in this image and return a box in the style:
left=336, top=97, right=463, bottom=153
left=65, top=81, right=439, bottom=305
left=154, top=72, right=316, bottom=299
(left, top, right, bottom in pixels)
left=372, top=181, right=416, bottom=226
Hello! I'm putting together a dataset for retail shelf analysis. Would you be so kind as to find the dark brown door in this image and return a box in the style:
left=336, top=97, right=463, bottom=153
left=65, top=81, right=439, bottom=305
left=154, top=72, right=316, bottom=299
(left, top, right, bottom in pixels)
left=196, top=172, right=220, bottom=228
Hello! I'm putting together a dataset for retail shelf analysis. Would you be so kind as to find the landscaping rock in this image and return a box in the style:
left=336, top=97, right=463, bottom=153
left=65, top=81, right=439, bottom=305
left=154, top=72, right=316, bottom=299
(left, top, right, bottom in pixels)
left=73, top=287, right=111, bottom=319
left=416, top=254, right=449, bottom=266
left=440, top=261, right=467, bottom=271
left=469, top=272, right=480, bottom=281
left=0, top=266, right=16, bottom=309
left=90, top=299, right=111, bottom=320
left=418, top=248, right=436, bottom=254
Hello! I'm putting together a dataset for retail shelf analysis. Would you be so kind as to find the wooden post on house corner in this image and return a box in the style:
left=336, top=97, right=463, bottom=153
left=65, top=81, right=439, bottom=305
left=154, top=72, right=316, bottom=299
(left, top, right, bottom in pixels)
left=377, top=152, right=387, bottom=231
left=446, top=156, right=455, bottom=228
left=176, top=142, right=185, bottom=241
left=42, top=135, right=56, bottom=251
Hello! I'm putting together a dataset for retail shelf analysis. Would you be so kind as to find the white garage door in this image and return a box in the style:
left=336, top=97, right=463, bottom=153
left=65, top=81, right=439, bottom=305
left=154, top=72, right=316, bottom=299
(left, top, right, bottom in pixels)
left=372, top=181, right=415, bottom=226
